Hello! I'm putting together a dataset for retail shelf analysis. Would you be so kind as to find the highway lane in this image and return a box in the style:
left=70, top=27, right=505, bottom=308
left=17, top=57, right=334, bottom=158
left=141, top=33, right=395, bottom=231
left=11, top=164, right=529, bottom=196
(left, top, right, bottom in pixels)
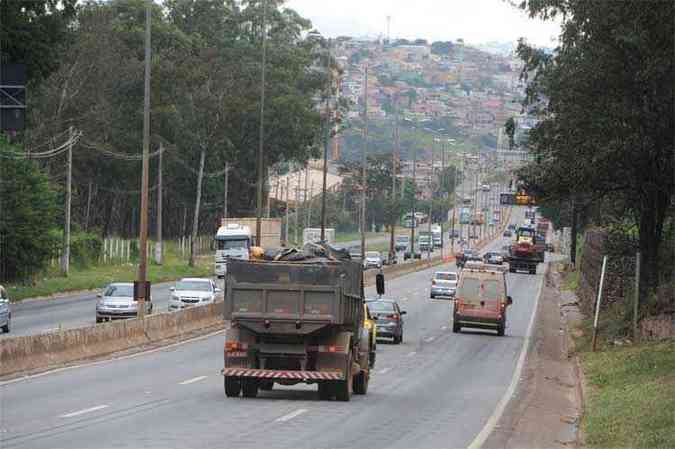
left=2, top=282, right=176, bottom=338
left=0, top=210, right=530, bottom=449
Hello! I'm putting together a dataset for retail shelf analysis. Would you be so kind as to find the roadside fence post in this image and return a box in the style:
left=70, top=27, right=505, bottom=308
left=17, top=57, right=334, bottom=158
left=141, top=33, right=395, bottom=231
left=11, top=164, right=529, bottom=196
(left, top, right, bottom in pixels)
left=592, top=255, right=608, bottom=351
left=633, top=251, right=641, bottom=340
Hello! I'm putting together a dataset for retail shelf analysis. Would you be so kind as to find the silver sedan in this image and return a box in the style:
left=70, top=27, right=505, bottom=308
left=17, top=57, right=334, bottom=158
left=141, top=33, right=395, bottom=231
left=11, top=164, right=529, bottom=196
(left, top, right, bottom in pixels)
left=96, top=283, right=153, bottom=323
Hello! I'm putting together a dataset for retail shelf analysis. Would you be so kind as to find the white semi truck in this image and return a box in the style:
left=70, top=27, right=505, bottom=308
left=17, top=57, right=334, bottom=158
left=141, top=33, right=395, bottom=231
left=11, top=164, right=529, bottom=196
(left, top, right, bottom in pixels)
left=215, top=223, right=252, bottom=278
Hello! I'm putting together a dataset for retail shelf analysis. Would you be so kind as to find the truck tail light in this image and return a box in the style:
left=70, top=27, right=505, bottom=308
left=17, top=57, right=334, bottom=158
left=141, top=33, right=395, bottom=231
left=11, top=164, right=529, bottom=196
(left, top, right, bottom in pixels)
left=387, top=314, right=399, bottom=320
left=225, top=341, right=248, bottom=352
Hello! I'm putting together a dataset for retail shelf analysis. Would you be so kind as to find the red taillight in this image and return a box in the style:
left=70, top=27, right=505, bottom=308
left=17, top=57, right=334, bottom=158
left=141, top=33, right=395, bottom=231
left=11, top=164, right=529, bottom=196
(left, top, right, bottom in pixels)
left=225, top=341, right=248, bottom=352
left=387, top=314, right=400, bottom=320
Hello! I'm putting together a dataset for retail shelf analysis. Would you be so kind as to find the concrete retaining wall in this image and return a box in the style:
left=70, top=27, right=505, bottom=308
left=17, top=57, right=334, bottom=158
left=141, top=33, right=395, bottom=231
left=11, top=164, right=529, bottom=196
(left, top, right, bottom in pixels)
left=0, top=301, right=224, bottom=377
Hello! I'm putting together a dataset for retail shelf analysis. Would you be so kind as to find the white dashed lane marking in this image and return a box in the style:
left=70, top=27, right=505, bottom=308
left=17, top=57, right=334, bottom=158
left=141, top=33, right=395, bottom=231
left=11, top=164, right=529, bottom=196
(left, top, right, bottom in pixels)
left=179, top=376, right=207, bottom=385
left=275, top=409, right=308, bottom=422
left=60, top=405, right=109, bottom=418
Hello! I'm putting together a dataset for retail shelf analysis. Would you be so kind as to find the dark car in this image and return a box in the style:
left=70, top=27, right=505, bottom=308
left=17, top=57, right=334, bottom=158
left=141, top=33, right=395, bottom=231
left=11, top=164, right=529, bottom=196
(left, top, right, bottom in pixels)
left=508, top=224, right=516, bottom=231
left=366, top=298, right=406, bottom=344
left=503, top=229, right=512, bottom=237
left=456, top=248, right=480, bottom=268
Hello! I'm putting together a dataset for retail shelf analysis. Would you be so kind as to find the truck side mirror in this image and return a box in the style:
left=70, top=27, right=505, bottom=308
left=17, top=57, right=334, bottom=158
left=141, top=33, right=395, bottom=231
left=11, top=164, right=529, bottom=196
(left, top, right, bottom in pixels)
left=376, top=273, right=385, bottom=296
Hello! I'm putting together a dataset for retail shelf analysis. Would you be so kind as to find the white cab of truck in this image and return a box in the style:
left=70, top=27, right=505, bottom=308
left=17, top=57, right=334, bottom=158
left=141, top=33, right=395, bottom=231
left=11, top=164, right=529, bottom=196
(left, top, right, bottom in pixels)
left=215, top=223, right=251, bottom=278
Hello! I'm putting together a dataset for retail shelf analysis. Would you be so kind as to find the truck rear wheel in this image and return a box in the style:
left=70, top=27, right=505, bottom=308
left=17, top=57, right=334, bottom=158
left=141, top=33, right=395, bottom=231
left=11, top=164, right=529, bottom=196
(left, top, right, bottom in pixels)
left=259, top=381, right=274, bottom=391
left=497, top=321, right=505, bottom=336
left=529, top=267, right=536, bottom=275
left=318, top=382, right=334, bottom=400
left=224, top=377, right=241, bottom=397
left=242, top=379, right=259, bottom=398
left=335, top=355, right=353, bottom=402
left=452, top=320, right=461, bottom=333
left=353, top=370, right=369, bottom=395
left=509, top=266, right=516, bottom=273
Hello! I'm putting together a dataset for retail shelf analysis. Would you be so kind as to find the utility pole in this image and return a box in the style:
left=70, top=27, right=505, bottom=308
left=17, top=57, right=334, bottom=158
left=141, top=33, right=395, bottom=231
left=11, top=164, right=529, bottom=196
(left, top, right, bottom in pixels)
left=389, top=95, right=400, bottom=260
left=61, top=125, right=74, bottom=276
left=285, top=177, right=290, bottom=245
left=409, top=121, right=417, bottom=258
left=136, top=1, right=152, bottom=318
left=320, top=38, right=332, bottom=242
left=360, top=64, right=369, bottom=259
left=255, top=0, right=268, bottom=247
left=295, top=168, right=300, bottom=245
left=155, top=142, right=163, bottom=265
left=223, top=162, right=229, bottom=219
left=308, top=180, right=315, bottom=227
left=304, top=165, right=310, bottom=228
left=427, top=143, right=433, bottom=261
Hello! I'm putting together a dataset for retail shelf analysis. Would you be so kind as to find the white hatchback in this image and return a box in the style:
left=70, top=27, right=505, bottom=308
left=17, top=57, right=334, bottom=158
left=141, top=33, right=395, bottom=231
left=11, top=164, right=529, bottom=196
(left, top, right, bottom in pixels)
left=169, top=278, right=220, bottom=310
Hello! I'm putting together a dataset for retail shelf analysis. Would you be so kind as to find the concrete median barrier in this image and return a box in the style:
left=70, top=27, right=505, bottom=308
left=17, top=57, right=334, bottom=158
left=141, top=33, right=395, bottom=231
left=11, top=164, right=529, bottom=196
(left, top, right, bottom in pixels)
left=0, top=301, right=224, bottom=378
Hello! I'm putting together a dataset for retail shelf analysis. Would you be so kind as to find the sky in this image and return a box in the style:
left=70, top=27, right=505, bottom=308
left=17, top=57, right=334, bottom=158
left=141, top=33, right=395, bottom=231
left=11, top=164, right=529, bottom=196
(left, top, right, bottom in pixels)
left=284, top=0, right=561, bottom=48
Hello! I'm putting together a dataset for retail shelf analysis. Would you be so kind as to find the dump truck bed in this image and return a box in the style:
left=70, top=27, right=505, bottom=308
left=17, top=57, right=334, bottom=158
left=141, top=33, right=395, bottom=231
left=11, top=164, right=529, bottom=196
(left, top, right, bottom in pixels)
left=224, top=259, right=363, bottom=335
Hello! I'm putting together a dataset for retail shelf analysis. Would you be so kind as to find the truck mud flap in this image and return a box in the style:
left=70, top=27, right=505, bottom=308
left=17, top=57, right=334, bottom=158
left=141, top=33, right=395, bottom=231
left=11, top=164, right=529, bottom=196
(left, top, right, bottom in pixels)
left=221, top=368, right=342, bottom=380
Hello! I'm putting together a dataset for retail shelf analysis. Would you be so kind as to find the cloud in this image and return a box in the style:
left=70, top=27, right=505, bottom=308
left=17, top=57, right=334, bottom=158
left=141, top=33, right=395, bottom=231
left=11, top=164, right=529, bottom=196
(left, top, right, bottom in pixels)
left=284, top=0, right=561, bottom=47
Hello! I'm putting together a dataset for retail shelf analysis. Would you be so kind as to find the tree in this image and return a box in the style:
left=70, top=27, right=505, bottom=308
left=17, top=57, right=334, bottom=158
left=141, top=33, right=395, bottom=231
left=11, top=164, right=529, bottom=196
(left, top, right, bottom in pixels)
left=504, top=117, right=516, bottom=150
left=0, top=138, right=59, bottom=281
left=515, top=0, right=674, bottom=302
left=0, top=0, right=77, bottom=82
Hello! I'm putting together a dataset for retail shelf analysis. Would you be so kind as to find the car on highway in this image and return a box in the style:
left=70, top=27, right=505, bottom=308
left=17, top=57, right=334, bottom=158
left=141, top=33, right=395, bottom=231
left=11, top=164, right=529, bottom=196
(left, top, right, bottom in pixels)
left=448, top=229, right=460, bottom=239
left=366, top=298, right=406, bottom=344
left=453, top=262, right=513, bottom=336
left=430, top=271, right=458, bottom=299
left=0, top=285, right=11, bottom=333
left=456, top=248, right=482, bottom=268
left=169, top=278, right=221, bottom=310
left=503, top=229, right=512, bottom=237
left=394, top=235, right=409, bottom=252
left=508, top=224, right=516, bottom=231
left=363, top=251, right=383, bottom=269
left=483, top=251, right=504, bottom=265
left=96, top=282, right=153, bottom=323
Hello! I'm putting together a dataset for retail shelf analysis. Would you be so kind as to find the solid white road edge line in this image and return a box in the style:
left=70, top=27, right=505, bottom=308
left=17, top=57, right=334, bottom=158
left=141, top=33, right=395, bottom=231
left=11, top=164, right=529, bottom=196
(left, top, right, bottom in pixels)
left=179, top=375, right=208, bottom=385
left=60, top=404, right=109, bottom=418
left=406, top=351, right=417, bottom=357
left=466, top=272, right=545, bottom=449
left=275, top=408, right=308, bottom=423
left=0, top=329, right=227, bottom=387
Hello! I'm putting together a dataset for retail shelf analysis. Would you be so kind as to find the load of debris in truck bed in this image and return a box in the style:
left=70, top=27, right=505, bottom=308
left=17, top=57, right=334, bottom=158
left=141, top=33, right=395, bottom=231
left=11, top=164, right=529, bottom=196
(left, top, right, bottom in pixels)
left=250, top=241, right=352, bottom=264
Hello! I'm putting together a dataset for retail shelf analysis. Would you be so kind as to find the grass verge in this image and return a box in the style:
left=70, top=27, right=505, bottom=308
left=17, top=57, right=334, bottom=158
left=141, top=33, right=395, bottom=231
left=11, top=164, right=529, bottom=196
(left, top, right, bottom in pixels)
left=6, top=254, right=210, bottom=302
left=579, top=340, right=675, bottom=449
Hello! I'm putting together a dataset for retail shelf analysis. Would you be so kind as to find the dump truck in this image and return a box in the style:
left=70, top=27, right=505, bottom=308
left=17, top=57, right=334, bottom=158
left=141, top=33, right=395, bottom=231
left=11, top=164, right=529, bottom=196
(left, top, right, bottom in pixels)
left=221, top=256, right=375, bottom=401
left=506, top=226, right=541, bottom=274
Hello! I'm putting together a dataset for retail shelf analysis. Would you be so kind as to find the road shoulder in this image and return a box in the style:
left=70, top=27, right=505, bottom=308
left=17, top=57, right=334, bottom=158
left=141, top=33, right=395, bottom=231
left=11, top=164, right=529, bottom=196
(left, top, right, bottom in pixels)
left=484, top=265, right=582, bottom=449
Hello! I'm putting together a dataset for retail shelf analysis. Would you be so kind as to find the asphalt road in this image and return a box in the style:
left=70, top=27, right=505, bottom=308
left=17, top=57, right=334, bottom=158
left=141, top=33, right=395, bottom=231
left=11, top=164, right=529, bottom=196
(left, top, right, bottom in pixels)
left=0, top=209, right=539, bottom=449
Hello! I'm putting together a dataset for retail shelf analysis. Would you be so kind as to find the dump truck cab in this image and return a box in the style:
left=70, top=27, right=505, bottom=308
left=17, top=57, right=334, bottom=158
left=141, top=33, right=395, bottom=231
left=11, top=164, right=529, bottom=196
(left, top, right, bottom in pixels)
left=452, top=262, right=512, bottom=336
